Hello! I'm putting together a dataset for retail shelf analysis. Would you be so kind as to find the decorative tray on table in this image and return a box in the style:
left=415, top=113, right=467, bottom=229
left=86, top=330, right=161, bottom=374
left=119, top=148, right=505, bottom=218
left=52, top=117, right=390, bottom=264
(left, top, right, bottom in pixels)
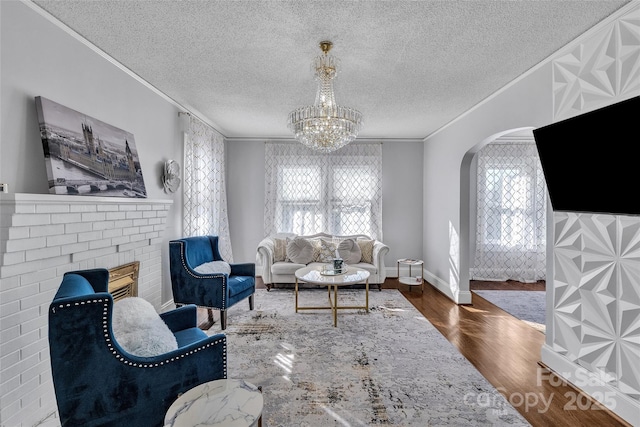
left=320, top=267, right=348, bottom=276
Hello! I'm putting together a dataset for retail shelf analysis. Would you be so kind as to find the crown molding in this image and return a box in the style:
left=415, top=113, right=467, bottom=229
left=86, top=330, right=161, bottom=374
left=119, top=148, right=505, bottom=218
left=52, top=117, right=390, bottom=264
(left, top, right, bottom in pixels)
left=22, top=0, right=224, bottom=134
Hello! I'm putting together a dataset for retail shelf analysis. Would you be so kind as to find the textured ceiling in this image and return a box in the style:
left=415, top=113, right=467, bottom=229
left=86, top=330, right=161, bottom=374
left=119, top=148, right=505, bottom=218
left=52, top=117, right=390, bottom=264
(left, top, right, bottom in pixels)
left=32, top=0, right=630, bottom=140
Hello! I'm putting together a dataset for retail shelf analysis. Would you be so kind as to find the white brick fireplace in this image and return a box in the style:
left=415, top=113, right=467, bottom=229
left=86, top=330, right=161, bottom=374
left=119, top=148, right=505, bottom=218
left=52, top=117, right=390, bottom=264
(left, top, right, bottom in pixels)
left=0, top=193, right=173, bottom=426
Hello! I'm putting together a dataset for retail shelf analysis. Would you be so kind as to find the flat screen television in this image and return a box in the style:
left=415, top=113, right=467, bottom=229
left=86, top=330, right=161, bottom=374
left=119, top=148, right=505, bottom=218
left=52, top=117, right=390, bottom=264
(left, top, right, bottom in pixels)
left=532, top=95, right=640, bottom=216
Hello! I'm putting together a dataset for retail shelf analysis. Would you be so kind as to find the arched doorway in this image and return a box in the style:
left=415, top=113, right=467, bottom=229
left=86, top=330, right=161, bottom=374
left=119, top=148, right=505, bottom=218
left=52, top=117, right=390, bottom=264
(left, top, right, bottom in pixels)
left=459, top=127, right=547, bottom=329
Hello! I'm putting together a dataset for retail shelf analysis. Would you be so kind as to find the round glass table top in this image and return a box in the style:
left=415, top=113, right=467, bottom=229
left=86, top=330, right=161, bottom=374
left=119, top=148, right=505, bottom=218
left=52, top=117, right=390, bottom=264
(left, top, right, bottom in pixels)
left=295, top=265, right=370, bottom=285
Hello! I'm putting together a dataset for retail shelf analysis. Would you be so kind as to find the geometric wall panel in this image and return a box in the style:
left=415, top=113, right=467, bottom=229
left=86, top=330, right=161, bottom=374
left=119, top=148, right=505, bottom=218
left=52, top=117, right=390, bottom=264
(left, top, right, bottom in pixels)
left=553, top=7, right=640, bottom=121
left=618, top=216, right=640, bottom=400
left=549, top=8, right=640, bottom=416
left=553, top=212, right=640, bottom=400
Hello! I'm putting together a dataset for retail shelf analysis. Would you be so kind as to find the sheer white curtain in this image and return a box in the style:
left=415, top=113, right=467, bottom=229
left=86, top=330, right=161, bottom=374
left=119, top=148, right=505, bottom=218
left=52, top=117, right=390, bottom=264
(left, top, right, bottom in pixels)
left=471, top=138, right=546, bottom=282
left=264, top=142, right=383, bottom=240
left=182, top=113, right=233, bottom=261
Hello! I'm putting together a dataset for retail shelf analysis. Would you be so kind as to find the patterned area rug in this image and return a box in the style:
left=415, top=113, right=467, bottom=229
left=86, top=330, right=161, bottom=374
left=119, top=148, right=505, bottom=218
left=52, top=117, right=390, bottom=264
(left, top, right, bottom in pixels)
left=214, top=289, right=530, bottom=426
left=473, top=290, right=546, bottom=334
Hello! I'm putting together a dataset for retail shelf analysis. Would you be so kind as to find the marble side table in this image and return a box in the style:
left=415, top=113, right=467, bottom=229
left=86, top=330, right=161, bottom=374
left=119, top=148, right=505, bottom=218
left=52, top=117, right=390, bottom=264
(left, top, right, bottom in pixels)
left=164, top=379, right=263, bottom=427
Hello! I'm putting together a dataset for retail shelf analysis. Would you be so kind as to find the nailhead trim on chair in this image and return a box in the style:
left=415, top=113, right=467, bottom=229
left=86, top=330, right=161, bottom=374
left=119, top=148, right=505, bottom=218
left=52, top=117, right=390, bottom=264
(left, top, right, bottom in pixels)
left=52, top=298, right=227, bottom=375
left=171, top=241, right=227, bottom=309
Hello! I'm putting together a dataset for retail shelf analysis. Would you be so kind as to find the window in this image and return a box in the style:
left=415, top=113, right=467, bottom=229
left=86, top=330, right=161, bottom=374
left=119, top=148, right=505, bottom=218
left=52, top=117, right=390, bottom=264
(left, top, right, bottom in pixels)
left=483, top=167, right=535, bottom=248
left=471, top=139, right=547, bottom=282
left=264, top=143, right=382, bottom=239
left=278, top=166, right=322, bottom=235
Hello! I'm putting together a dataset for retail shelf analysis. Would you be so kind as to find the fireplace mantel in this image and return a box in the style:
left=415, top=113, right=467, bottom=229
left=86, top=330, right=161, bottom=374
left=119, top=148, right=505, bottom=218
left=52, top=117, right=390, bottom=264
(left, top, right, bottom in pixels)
left=0, top=192, right=172, bottom=207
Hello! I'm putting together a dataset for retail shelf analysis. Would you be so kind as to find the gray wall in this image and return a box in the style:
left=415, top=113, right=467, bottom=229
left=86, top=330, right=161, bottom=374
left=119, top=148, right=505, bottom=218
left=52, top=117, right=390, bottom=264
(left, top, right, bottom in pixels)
left=421, top=3, right=639, bottom=424
left=0, top=1, right=183, bottom=304
left=226, top=139, right=424, bottom=273
left=422, top=65, right=551, bottom=304
left=1, top=1, right=424, bottom=305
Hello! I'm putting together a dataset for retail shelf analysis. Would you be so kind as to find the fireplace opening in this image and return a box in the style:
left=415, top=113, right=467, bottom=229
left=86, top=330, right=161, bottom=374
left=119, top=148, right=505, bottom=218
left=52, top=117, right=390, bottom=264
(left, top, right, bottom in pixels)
left=108, top=261, right=140, bottom=301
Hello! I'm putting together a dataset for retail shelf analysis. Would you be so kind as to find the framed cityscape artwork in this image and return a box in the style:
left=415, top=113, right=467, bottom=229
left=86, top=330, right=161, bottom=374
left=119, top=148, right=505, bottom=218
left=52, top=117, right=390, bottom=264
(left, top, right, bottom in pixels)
left=35, top=96, right=147, bottom=198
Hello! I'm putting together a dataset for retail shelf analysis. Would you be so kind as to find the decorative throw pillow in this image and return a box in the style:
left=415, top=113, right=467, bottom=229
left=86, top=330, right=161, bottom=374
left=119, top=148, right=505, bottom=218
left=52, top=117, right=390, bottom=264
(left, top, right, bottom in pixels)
left=338, top=238, right=362, bottom=264
left=112, top=297, right=178, bottom=357
left=318, top=239, right=338, bottom=262
left=194, top=260, right=231, bottom=276
left=310, top=239, right=322, bottom=262
left=357, top=239, right=375, bottom=264
left=286, top=237, right=314, bottom=264
left=273, top=238, right=287, bottom=262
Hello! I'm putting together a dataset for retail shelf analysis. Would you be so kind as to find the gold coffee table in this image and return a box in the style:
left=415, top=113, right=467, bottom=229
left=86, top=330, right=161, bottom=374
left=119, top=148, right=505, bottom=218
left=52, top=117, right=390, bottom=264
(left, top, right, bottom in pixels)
left=294, top=265, right=370, bottom=327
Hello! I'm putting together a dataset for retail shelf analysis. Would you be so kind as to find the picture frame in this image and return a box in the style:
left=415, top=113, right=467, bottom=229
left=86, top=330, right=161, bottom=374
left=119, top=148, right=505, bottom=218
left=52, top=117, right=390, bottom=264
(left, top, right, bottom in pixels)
left=35, top=96, right=147, bottom=198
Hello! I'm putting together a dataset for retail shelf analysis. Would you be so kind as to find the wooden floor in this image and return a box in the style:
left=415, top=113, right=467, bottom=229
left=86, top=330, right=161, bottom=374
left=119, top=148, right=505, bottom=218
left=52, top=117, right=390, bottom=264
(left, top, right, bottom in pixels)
left=252, top=277, right=630, bottom=426
left=400, top=279, right=630, bottom=427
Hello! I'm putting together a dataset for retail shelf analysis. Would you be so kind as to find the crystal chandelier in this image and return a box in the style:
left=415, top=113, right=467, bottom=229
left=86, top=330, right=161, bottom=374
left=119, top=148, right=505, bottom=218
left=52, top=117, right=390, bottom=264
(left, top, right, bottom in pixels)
left=288, top=41, right=363, bottom=153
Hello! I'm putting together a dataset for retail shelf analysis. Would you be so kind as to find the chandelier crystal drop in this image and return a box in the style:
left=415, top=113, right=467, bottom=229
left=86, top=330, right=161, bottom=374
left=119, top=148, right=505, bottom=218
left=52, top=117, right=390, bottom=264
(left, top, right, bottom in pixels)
left=288, top=41, right=363, bottom=153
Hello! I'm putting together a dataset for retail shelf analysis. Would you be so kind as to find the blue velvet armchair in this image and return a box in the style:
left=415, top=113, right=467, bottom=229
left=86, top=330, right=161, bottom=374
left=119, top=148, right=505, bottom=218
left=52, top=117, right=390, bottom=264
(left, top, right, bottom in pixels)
left=169, top=236, right=256, bottom=330
left=48, top=268, right=227, bottom=427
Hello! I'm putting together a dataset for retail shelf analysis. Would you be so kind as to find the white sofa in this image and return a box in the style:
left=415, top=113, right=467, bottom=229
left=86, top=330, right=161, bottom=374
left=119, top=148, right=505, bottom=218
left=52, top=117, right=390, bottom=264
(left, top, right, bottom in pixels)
left=256, top=232, right=389, bottom=290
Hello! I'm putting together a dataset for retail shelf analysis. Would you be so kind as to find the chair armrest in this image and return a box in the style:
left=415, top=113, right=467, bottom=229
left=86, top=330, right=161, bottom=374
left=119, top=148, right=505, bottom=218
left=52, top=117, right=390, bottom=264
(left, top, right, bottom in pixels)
left=120, top=332, right=228, bottom=423
left=373, top=240, right=390, bottom=281
left=256, top=238, right=274, bottom=261
left=256, top=238, right=275, bottom=284
left=71, top=268, right=110, bottom=293
left=231, top=262, right=255, bottom=277
left=160, top=304, right=198, bottom=332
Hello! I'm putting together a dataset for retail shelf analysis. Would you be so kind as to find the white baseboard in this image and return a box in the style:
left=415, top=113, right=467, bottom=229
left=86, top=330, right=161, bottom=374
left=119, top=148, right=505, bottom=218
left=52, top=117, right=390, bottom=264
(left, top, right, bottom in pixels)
left=541, top=344, right=639, bottom=427
left=422, top=269, right=472, bottom=304
left=385, top=267, right=472, bottom=304
left=384, top=266, right=396, bottom=278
